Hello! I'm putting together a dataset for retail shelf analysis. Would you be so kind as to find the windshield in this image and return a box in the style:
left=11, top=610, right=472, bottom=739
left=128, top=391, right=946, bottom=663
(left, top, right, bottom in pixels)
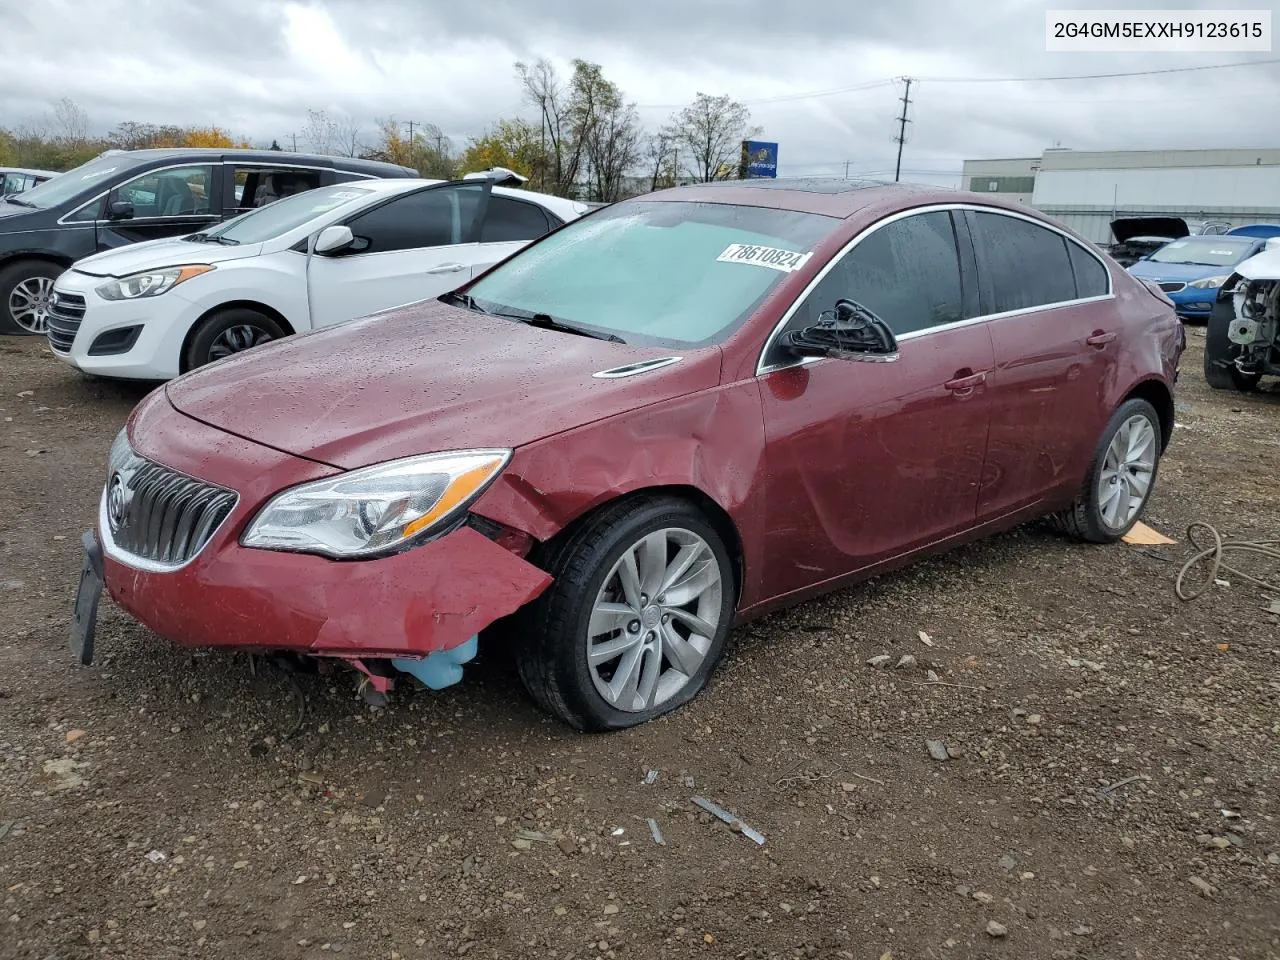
left=1148, top=236, right=1256, bottom=266
left=7, top=154, right=139, bottom=209
left=466, top=200, right=838, bottom=347
left=200, top=185, right=375, bottom=244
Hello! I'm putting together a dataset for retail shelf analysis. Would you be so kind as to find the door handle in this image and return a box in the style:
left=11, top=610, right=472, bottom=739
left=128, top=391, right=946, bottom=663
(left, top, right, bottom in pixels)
left=1086, top=330, right=1116, bottom=347
left=944, top=370, right=988, bottom=391
left=426, top=262, right=466, bottom=275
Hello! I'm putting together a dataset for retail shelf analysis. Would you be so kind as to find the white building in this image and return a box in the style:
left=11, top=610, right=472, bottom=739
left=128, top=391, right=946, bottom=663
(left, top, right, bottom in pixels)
left=963, top=147, right=1280, bottom=244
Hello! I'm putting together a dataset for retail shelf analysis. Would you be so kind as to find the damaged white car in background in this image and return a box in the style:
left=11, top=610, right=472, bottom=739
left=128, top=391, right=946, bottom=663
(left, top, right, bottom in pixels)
left=1204, top=238, right=1280, bottom=392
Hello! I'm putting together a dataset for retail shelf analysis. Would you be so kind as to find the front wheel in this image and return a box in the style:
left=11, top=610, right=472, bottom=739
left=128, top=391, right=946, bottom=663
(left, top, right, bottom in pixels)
left=1053, top=398, right=1162, bottom=544
left=0, top=260, right=63, bottom=335
left=183, top=307, right=286, bottom=371
left=516, top=496, right=736, bottom=731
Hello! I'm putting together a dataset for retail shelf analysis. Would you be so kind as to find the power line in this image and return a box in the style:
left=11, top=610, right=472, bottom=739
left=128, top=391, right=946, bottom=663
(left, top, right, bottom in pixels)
left=634, top=79, right=895, bottom=110
left=920, top=56, right=1280, bottom=84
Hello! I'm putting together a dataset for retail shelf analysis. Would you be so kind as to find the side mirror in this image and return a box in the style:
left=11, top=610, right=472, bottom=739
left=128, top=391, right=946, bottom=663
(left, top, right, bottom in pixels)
left=314, top=224, right=355, bottom=255
left=106, top=199, right=134, bottom=221
left=784, top=299, right=899, bottom=362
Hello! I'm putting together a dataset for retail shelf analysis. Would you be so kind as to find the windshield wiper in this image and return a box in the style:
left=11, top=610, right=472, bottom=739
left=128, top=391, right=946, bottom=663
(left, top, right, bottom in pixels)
left=440, top=290, right=487, bottom=312
left=184, top=233, right=239, bottom=245
left=513, top=312, right=625, bottom=343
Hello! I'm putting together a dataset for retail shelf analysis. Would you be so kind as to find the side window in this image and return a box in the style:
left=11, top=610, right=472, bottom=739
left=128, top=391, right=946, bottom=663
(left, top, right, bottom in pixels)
left=481, top=196, right=551, bottom=243
left=968, top=211, right=1076, bottom=313
left=231, top=166, right=323, bottom=213
left=1066, top=241, right=1109, bottom=298
left=794, top=211, right=964, bottom=338
left=114, top=165, right=215, bottom=218
left=345, top=184, right=487, bottom=254
left=65, top=196, right=104, bottom=223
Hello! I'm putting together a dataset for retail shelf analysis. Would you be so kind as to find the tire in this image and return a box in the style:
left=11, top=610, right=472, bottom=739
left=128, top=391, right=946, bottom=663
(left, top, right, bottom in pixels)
left=0, top=260, right=63, bottom=336
left=1053, top=398, right=1162, bottom=544
left=183, top=307, right=286, bottom=371
left=1203, top=297, right=1261, bottom=392
left=516, top=496, right=736, bottom=731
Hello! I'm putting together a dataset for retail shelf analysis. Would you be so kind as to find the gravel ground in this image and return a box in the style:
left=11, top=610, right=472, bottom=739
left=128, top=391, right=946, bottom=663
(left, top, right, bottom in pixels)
left=1, top=329, right=1278, bottom=960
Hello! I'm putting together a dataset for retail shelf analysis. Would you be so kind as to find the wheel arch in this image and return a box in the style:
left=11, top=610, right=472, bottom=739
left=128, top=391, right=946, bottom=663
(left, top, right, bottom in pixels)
left=179, top=300, right=296, bottom=373
left=531, top=484, right=747, bottom=607
left=0, top=251, right=74, bottom=273
left=1121, top=377, right=1174, bottom=451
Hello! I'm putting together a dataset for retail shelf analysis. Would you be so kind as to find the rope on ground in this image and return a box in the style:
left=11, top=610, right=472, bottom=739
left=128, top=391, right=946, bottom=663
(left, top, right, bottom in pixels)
left=1174, top=521, right=1280, bottom=601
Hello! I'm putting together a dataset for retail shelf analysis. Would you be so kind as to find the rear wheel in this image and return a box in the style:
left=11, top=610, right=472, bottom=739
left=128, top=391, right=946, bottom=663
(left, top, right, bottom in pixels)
left=1053, top=398, right=1162, bottom=544
left=184, top=307, right=286, bottom=371
left=0, top=260, right=62, bottom=335
left=516, top=496, right=735, bottom=731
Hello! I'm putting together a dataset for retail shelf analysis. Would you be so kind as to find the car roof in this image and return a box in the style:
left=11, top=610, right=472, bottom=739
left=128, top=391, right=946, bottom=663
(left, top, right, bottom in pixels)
left=0, top=166, right=59, bottom=178
left=338, top=178, right=586, bottom=219
left=634, top=178, right=1037, bottom=221
left=102, top=148, right=415, bottom=178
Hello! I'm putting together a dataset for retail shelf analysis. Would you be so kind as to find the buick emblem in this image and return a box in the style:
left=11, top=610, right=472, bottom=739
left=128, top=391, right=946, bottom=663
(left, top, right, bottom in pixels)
left=106, top=473, right=129, bottom=533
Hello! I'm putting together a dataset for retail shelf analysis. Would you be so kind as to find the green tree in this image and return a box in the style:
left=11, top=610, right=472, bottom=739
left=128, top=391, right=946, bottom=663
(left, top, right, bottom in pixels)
left=461, top=118, right=546, bottom=183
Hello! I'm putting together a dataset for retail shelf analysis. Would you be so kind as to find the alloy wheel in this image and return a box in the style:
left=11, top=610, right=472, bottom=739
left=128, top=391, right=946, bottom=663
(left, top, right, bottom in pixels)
left=1097, top=414, right=1157, bottom=529
left=207, top=324, right=276, bottom=362
left=9, top=276, right=53, bottom=333
left=586, top=527, right=724, bottom=713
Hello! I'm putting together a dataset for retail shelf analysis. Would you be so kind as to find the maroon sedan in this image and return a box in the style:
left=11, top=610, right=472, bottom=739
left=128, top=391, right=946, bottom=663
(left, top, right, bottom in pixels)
left=72, top=179, right=1185, bottom=730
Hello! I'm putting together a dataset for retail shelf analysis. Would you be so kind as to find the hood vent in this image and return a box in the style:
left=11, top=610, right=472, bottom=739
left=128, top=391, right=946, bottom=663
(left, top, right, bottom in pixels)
left=592, top=356, right=683, bottom=379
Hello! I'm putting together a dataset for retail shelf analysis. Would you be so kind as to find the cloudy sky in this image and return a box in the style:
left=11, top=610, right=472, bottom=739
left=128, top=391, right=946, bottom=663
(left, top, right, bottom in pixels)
left=3, top=0, right=1279, bottom=183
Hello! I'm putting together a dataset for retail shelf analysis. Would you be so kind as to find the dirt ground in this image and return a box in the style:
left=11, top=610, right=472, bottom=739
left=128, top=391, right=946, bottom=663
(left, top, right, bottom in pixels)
left=1, top=329, right=1277, bottom=960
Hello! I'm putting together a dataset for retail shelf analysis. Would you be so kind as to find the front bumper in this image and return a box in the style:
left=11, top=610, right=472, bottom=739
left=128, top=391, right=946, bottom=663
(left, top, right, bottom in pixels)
left=1167, top=287, right=1218, bottom=319
left=99, top=392, right=552, bottom=659
left=47, top=270, right=203, bottom=380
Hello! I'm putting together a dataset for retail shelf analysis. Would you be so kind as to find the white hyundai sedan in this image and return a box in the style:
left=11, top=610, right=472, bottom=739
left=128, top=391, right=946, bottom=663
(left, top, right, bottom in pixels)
left=45, top=174, right=586, bottom=379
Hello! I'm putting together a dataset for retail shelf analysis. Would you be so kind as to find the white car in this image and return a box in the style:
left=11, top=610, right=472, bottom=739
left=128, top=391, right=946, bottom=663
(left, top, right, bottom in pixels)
left=45, top=174, right=586, bottom=379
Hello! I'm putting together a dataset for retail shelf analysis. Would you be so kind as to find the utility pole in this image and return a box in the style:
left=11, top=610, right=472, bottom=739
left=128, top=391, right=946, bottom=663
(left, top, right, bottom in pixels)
left=289, top=132, right=298, bottom=152
left=893, top=77, right=913, bottom=183
left=844, top=160, right=850, bottom=179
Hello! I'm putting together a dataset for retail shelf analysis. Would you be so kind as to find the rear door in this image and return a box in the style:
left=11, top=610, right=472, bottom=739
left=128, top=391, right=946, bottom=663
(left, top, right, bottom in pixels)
left=221, top=163, right=328, bottom=217
left=966, top=209, right=1119, bottom=520
left=305, top=181, right=492, bottom=328
left=471, top=193, right=562, bottom=276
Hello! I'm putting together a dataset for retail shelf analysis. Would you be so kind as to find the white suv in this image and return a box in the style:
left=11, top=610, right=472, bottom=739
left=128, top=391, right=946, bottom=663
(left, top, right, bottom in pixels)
left=46, top=173, right=585, bottom=379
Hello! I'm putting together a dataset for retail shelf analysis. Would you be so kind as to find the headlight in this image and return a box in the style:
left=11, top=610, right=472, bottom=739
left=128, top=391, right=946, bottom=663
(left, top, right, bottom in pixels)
left=107, top=426, right=132, bottom=478
left=96, top=264, right=214, bottom=301
left=1187, top=275, right=1229, bottom=290
left=241, top=450, right=511, bottom=559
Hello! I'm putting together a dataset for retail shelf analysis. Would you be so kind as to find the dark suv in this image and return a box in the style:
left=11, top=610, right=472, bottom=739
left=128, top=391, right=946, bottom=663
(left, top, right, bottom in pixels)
left=0, top=148, right=416, bottom=334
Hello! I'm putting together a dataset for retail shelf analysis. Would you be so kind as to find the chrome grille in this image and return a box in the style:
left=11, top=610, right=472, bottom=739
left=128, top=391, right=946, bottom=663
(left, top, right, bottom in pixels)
left=1157, top=281, right=1186, bottom=293
left=45, top=291, right=86, bottom=353
left=106, top=457, right=237, bottom=568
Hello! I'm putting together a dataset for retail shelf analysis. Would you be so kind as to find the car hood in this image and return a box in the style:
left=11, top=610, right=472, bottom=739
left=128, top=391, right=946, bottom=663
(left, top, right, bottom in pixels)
left=1127, top=259, right=1232, bottom=282
left=164, top=300, right=723, bottom=470
left=0, top=200, right=39, bottom=226
left=1233, top=247, right=1280, bottom=281
left=72, top=236, right=264, bottom=277
left=1110, top=217, right=1189, bottom=244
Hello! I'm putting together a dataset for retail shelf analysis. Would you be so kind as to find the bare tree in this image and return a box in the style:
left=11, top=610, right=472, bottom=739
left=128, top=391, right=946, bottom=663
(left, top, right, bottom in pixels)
left=50, top=98, right=89, bottom=146
left=331, top=114, right=361, bottom=157
left=302, top=108, right=333, bottom=155
left=516, top=58, right=572, bottom=194
left=646, top=131, right=677, bottom=192
left=667, top=93, right=757, bottom=183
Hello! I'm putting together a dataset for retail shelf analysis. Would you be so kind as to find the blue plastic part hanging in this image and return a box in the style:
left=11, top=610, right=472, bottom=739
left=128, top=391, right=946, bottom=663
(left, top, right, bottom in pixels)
left=391, top=636, right=478, bottom=691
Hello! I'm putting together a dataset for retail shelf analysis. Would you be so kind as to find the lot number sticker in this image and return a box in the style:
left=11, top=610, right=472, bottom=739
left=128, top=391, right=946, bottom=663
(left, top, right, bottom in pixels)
left=716, top=243, right=813, bottom=273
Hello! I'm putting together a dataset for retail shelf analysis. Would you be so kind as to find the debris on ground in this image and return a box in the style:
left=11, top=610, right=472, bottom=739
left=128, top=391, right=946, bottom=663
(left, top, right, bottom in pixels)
left=924, top=740, right=950, bottom=762
left=894, top=654, right=917, bottom=669
left=985, top=921, right=1008, bottom=938
left=1122, top=522, right=1176, bottom=545
left=691, top=797, right=765, bottom=845
left=917, top=630, right=934, bottom=646
left=866, top=654, right=892, bottom=669
left=647, top=818, right=665, bottom=846
left=1066, top=657, right=1105, bottom=672
left=644, top=769, right=658, bottom=784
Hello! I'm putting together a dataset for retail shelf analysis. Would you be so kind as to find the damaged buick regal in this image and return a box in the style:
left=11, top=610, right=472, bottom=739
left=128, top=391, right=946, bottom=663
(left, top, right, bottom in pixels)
left=72, top=179, right=1185, bottom=731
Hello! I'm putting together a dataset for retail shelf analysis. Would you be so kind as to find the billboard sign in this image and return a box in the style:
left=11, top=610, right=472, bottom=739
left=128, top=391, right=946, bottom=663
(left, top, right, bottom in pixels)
left=740, top=140, right=778, bottom=179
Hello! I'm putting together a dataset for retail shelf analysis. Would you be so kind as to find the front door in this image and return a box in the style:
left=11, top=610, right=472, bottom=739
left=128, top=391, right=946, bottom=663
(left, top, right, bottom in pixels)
left=96, top=164, right=221, bottom=250
left=758, top=209, right=995, bottom=600
left=306, top=181, right=493, bottom=329
left=963, top=210, right=1120, bottom=519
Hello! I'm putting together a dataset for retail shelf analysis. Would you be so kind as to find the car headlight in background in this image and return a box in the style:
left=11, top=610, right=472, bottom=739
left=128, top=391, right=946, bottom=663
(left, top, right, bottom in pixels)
left=96, top=264, right=215, bottom=301
left=241, top=450, right=511, bottom=559
left=1186, top=275, right=1229, bottom=290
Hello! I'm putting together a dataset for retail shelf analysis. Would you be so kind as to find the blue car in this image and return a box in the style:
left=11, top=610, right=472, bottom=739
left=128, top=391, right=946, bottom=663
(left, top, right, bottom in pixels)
left=1128, top=225, right=1280, bottom=321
